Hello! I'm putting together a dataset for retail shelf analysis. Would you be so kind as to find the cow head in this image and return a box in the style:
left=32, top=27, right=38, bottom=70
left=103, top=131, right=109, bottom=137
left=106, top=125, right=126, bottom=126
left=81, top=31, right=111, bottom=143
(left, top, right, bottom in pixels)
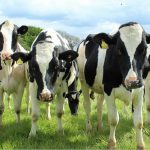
left=92, top=22, right=150, bottom=90
left=63, top=90, right=82, bottom=115
left=0, top=20, right=28, bottom=61
left=11, top=45, right=78, bottom=102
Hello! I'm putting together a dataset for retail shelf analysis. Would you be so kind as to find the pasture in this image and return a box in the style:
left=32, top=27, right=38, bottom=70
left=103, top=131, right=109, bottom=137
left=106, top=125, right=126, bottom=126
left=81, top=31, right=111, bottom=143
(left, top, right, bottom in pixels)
left=0, top=90, right=150, bottom=149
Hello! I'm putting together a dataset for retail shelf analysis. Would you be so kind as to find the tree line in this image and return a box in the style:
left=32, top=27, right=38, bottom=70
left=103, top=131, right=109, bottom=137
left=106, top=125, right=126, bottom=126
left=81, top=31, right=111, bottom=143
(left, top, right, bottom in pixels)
left=19, top=26, right=80, bottom=51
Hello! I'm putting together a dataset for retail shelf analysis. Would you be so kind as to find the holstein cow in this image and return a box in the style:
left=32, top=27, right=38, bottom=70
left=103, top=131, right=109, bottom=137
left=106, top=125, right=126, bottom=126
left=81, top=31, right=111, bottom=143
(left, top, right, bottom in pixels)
left=0, top=20, right=28, bottom=126
left=77, top=22, right=150, bottom=149
left=11, top=28, right=78, bottom=137
left=143, top=44, right=150, bottom=124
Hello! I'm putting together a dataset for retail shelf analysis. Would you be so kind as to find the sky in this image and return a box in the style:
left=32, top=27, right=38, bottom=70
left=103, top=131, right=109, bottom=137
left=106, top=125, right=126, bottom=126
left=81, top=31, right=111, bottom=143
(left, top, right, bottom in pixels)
left=0, top=0, right=150, bottom=39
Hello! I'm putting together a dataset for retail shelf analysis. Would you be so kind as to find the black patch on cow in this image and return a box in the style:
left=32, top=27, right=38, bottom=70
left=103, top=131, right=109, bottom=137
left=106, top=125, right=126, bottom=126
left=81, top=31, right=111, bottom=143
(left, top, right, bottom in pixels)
left=46, top=57, right=59, bottom=89
left=0, top=32, right=4, bottom=51
left=84, top=40, right=98, bottom=87
left=11, top=25, right=18, bottom=51
left=84, top=36, right=99, bottom=59
left=119, top=22, right=138, bottom=29
left=103, top=45, right=123, bottom=95
left=27, top=47, right=44, bottom=99
left=143, top=56, right=150, bottom=79
left=33, top=31, right=52, bottom=47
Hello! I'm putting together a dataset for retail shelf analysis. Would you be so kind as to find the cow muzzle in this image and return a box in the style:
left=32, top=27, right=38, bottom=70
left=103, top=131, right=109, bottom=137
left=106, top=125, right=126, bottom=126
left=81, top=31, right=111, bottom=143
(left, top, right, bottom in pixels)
left=124, top=77, right=143, bottom=90
left=1, top=51, right=12, bottom=60
left=39, top=89, right=53, bottom=102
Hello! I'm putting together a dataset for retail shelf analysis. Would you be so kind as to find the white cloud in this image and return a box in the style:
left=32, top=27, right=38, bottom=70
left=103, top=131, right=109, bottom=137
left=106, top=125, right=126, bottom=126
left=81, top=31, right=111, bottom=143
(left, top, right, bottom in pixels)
left=0, top=0, right=150, bottom=38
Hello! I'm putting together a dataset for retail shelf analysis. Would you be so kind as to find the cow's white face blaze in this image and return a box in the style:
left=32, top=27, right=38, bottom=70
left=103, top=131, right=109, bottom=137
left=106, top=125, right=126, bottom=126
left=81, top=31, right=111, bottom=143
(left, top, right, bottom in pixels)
left=35, top=41, right=54, bottom=101
left=0, top=21, right=14, bottom=60
left=119, top=24, right=143, bottom=86
left=0, top=20, right=28, bottom=61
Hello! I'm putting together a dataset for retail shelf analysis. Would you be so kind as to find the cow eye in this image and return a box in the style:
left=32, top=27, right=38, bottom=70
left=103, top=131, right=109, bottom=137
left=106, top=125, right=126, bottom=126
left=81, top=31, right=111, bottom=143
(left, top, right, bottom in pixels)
left=55, top=65, right=59, bottom=70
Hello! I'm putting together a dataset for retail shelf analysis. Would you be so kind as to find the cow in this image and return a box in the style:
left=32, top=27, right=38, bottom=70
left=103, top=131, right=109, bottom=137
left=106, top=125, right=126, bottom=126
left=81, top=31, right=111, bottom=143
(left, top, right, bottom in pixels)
left=11, top=28, right=78, bottom=137
left=77, top=22, right=150, bottom=149
left=26, top=48, right=81, bottom=117
left=0, top=20, right=28, bottom=126
left=143, top=44, right=150, bottom=124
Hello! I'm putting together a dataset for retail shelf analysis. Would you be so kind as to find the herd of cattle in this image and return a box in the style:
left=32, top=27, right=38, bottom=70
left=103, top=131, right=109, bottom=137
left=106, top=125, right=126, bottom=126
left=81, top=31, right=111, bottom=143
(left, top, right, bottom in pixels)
left=0, top=20, right=150, bottom=149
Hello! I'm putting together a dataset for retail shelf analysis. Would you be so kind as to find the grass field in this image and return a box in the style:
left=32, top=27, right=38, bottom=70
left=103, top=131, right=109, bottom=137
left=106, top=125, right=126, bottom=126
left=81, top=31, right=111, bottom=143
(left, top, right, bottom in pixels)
left=0, top=92, right=150, bottom=149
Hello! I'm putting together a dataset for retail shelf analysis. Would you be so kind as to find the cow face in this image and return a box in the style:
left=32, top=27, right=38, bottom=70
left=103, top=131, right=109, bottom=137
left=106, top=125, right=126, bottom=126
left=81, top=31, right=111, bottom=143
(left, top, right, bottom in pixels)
left=64, top=90, right=82, bottom=115
left=92, top=22, right=150, bottom=90
left=0, top=20, right=28, bottom=60
left=11, top=47, right=78, bottom=102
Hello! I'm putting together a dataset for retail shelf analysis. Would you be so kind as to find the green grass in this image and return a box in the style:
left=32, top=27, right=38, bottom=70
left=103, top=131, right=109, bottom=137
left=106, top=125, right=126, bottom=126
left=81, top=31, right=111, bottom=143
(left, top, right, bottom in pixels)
left=0, top=93, right=150, bottom=149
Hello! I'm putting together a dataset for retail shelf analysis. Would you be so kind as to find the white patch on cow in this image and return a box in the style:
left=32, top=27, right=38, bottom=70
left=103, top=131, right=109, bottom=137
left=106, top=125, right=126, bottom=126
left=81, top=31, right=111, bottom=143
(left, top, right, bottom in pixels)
left=67, top=64, right=77, bottom=87
left=77, top=42, right=87, bottom=82
left=146, top=44, right=150, bottom=57
left=119, top=24, right=143, bottom=80
left=36, top=42, right=53, bottom=91
left=71, top=94, right=76, bottom=99
left=1, top=21, right=14, bottom=54
left=125, top=68, right=137, bottom=81
left=92, top=47, right=106, bottom=93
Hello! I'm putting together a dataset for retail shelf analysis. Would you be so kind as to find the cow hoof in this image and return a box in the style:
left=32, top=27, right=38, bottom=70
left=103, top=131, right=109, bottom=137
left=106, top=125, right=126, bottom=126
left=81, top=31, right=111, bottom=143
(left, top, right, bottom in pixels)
left=137, top=144, right=145, bottom=150
left=28, top=131, right=36, bottom=138
left=137, top=143, right=145, bottom=150
left=107, top=139, right=116, bottom=150
left=57, top=129, right=64, bottom=135
left=86, top=123, right=92, bottom=133
left=47, top=115, right=51, bottom=120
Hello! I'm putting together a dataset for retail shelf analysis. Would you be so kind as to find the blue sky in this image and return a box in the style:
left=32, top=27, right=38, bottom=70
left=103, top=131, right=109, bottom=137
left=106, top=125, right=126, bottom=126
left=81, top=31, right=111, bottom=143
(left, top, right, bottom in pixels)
left=0, top=0, right=150, bottom=38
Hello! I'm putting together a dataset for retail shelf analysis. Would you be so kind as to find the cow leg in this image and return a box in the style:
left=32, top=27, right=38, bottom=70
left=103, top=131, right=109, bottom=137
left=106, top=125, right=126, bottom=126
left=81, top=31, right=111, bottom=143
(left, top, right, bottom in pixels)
left=97, top=94, right=104, bottom=131
left=133, top=88, right=145, bottom=149
left=13, top=85, right=24, bottom=123
left=56, top=93, right=65, bottom=133
left=29, top=82, right=40, bottom=137
left=105, top=92, right=119, bottom=149
left=0, top=90, right=4, bottom=127
left=26, top=83, right=31, bottom=114
left=5, top=93, right=11, bottom=109
left=144, top=78, right=150, bottom=124
left=56, top=95, right=65, bottom=133
left=81, top=81, right=92, bottom=132
left=46, top=102, right=51, bottom=120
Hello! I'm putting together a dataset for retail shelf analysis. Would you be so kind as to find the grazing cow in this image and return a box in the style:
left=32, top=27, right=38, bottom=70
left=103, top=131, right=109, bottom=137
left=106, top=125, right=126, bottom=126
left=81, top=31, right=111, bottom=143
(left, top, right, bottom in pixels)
left=0, top=20, right=28, bottom=126
left=63, top=60, right=81, bottom=115
left=77, top=22, right=150, bottom=149
left=11, top=28, right=78, bottom=137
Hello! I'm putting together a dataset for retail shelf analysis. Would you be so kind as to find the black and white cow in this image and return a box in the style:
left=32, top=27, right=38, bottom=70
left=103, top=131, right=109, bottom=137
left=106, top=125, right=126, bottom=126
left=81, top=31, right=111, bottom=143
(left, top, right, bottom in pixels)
left=77, top=22, right=150, bottom=149
left=63, top=60, right=81, bottom=115
left=143, top=44, right=150, bottom=124
left=11, top=28, right=78, bottom=137
left=0, top=20, right=28, bottom=126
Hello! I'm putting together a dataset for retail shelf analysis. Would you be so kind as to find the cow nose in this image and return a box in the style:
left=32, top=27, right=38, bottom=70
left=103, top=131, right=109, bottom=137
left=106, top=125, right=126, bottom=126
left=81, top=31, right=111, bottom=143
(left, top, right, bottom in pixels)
left=125, top=77, right=142, bottom=89
left=1, top=51, right=12, bottom=60
left=40, top=90, right=53, bottom=102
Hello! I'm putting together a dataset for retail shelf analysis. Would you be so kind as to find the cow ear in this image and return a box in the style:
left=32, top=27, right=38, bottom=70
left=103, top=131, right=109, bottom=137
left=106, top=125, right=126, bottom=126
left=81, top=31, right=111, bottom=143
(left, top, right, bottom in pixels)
left=11, top=52, right=32, bottom=64
left=146, top=34, right=150, bottom=44
left=18, top=25, right=28, bottom=35
left=59, top=50, right=78, bottom=62
left=92, top=33, right=116, bottom=49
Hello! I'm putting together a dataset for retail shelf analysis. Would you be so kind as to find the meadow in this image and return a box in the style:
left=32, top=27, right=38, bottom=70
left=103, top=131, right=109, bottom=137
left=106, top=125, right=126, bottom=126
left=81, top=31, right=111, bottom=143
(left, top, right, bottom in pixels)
left=0, top=90, right=150, bottom=150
